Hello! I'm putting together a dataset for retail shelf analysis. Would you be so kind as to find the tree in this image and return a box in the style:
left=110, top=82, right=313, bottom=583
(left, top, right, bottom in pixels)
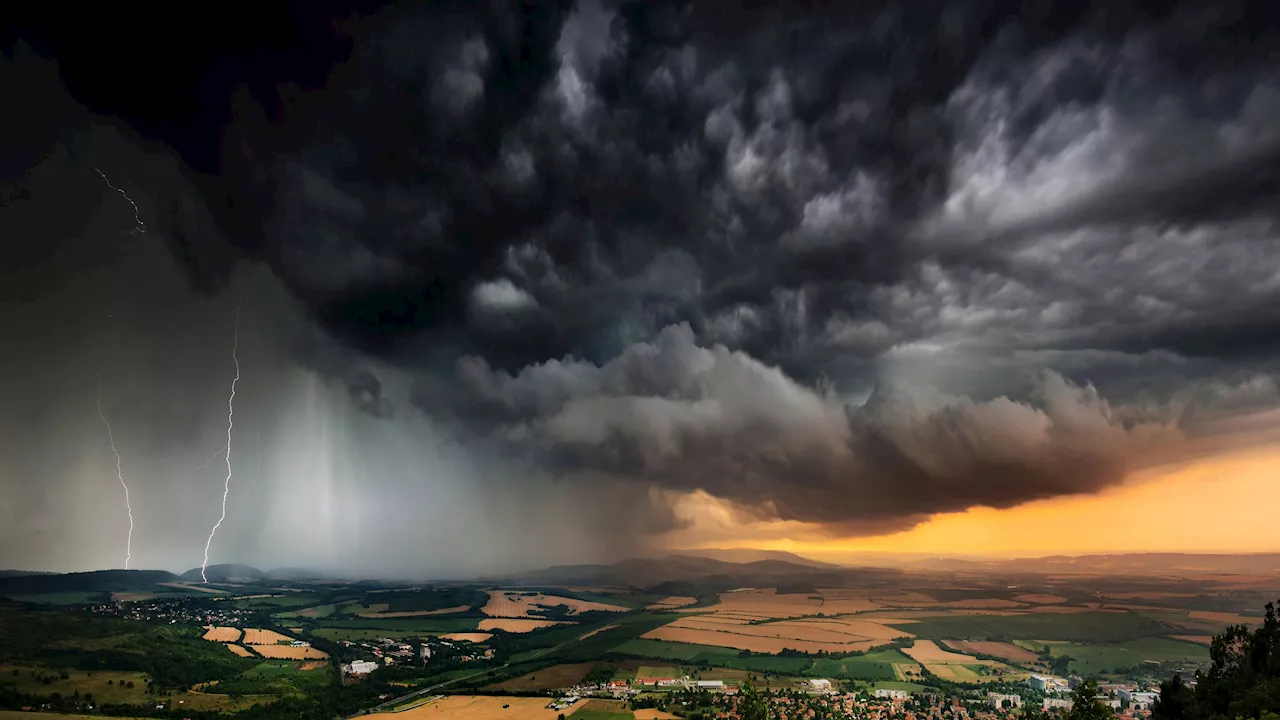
left=1154, top=600, right=1280, bottom=720
left=738, top=681, right=769, bottom=720
left=1066, top=679, right=1114, bottom=720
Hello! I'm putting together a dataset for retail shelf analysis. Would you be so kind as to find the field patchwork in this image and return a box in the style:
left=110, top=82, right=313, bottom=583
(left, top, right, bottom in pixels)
left=477, top=618, right=570, bottom=633
left=364, top=695, right=587, bottom=719
left=249, top=644, right=329, bottom=659
left=481, top=590, right=628, bottom=618
left=242, top=628, right=294, bottom=645
left=202, top=626, right=241, bottom=642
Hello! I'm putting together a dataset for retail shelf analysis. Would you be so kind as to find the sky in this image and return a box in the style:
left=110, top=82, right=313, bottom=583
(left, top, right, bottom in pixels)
left=2, top=0, right=1280, bottom=577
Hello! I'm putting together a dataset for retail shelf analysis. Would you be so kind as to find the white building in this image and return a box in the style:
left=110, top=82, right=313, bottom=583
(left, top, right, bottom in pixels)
left=344, top=660, right=378, bottom=675
left=1119, top=690, right=1159, bottom=709
left=809, top=679, right=833, bottom=693
left=988, top=693, right=1023, bottom=709
left=1043, top=698, right=1073, bottom=710
left=696, top=680, right=725, bottom=690
left=874, top=689, right=909, bottom=700
left=1030, top=675, right=1070, bottom=693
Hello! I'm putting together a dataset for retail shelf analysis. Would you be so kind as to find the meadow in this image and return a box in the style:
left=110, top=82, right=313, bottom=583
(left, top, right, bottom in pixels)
left=1045, top=637, right=1209, bottom=673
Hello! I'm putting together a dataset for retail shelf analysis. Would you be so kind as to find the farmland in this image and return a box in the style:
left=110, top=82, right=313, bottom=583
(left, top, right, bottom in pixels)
left=365, top=695, right=586, bottom=719
left=201, top=625, right=241, bottom=642
left=481, top=590, right=629, bottom=618
left=1044, top=637, right=1209, bottom=673
left=242, top=628, right=294, bottom=645
left=478, top=618, right=569, bottom=633
left=249, top=644, right=329, bottom=659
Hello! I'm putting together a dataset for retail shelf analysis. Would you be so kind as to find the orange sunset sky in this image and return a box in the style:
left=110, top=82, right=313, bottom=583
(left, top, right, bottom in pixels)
left=669, top=443, right=1280, bottom=560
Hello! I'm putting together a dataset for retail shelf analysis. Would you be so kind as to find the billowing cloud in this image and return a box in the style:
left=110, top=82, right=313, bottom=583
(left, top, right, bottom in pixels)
left=420, top=323, right=1182, bottom=533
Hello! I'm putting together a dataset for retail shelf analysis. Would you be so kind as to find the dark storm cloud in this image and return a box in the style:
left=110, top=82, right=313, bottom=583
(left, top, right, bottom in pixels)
left=423, top=323, right=1181, bottom=533
left=10, top=0, right=1280, bottom=541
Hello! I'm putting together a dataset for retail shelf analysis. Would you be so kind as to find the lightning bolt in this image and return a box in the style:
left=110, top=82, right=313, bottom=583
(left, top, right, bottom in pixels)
left=201, top=296, right=242, bottom=583
left=95, top=375, right=133, bottom=570
left=94, top=168, right=146, bottom=234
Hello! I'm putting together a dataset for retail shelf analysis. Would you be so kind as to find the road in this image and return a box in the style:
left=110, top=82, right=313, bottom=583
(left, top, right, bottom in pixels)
left=344, top=628, right=591, bottom=717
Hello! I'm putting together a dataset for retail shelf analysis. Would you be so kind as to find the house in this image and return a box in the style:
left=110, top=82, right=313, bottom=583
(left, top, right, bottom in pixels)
left=875, top=689, right=909, bottom=700
left=1044, top=698, right=1073, bottom=710
left=343, top=660, right=378, bottom=675
left=1119, top=690, right=1159, bottom=710
left=1030, top=675, right=1070, bottom=693
left=988, top=693, right=1023, bottom=709
left=809, top=679, right=832, bottom=693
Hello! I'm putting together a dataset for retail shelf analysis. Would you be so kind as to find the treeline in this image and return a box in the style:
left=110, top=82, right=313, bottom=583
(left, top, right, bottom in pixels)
left=737, top=637, right=914, bottom=660
left=1154, top=600, right=1280, bottom=720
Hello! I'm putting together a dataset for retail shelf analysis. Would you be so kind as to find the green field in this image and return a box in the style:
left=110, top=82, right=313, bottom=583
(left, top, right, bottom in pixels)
left=1046, top=637, right=1209, bottom=674
left=5, top=592, right=103, bottom=605
left=0, top=707, right=148, bottom=712
left=636, top=664, right=679, bottom=678
left=611, top=639, right=811, bottom=673
left=276, top=603, right=337, bottom=619
left=890, top=611, right=1170, bottom=642
left=870, top=681, right=930, bottom=693
left=315, top=617, right=479, bottom=632
left=0, top=666, right=150, bottom=704
left=570, top=711, right=632, bottom=720
left=808, top=649, right=914, bottom=680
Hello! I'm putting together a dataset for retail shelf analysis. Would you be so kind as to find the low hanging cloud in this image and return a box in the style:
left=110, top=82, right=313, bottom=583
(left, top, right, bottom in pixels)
left=418, top=323, right=1182, bottom=534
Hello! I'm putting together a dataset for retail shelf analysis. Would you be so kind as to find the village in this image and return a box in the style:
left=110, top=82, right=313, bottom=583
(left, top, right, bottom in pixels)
left=538, top=668, right=1176, bottom=718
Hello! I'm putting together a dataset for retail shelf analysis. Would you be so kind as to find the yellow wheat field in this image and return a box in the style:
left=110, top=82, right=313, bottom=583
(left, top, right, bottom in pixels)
left=225, top=644, right=255, bottom=657
left=477, top=618, right=569, bottom=633
left=903, top=640, right=997, bottom=665
left=440, top=632, right=494, bottom=643
left=242, top=628, right=293, bottom=645
left=481, top=590, right=627, bottom=618
left=364, top=695, right=586, bottom=719
left=202, top=626, right=242, bottom=642
left=249, top=645, right=328, bottom=659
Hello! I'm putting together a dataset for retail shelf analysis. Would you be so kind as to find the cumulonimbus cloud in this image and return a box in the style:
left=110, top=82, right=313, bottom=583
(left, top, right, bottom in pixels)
left=417, top=323, right=1183, bottom=533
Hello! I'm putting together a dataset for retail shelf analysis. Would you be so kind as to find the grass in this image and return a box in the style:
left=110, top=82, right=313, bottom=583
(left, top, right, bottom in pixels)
left=807, top=649, right=914, bottom=680
left=892, top=611, right=1171, bottom=642
left=5, top=592, right=102, bottom=605
left=0, top=707, right=151, bottom=712
left=240, top=660, right=304, bottom=678
left=0, top=666, right=150, bottom=704
left=315, top=617, right=479, bottom=632
left=275, top=603, right=336, bottom=619
left=870, top=681, right=930, bottom=693
left=1047, top=637, right=1209, bottom=674
left=611, top=639, right=811, bottom=673
left=569, top=711, right=633, bottom=720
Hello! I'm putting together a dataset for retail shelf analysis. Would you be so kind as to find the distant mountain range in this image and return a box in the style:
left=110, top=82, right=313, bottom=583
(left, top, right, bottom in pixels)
left=666, top=548, right=841, bottom=569
left=2, top=552, right=1276, bottom=599
left=904, top=552, right=1280, bottom=575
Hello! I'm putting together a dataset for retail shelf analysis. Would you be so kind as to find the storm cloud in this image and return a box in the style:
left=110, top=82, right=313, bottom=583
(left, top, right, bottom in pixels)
left=5, top=0, right=1280, bottom=568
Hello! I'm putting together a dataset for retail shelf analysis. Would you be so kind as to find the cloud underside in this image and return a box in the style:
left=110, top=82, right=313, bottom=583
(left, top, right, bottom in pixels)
left=422, top=323, right=1189, bottom=534
left=9, top=0, right=1280, bottom=544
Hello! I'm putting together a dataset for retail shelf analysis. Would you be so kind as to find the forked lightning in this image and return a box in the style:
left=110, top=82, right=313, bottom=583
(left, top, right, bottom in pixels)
left=95, top=375, right=134, bottom=569
left=201, top=297, right=242, bottom=583
left=94, top=168, right=146, bottom=234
